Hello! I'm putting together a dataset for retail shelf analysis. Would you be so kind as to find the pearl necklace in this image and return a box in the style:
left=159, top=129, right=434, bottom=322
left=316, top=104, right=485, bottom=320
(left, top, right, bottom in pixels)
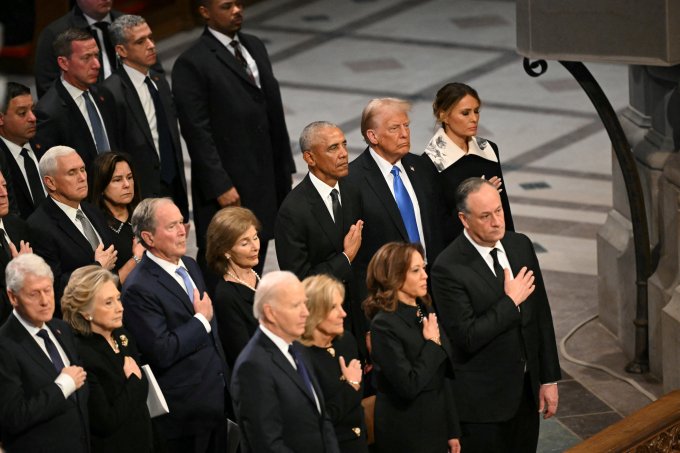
left=225, top=269, right=260, bottom=291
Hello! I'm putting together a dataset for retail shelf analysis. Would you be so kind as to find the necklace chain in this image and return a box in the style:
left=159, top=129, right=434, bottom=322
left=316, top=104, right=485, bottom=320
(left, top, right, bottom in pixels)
left=225, top=268, right=260, bottom=291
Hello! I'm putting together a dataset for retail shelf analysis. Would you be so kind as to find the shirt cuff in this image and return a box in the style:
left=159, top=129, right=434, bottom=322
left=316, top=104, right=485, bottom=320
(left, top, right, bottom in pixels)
left=194, top=313, right=212, bottom=333
left=342, top=252, right=351, bottom=265
left=55, top=372, right=77, bottom=399
left=542, top=382, right=558, bottom=385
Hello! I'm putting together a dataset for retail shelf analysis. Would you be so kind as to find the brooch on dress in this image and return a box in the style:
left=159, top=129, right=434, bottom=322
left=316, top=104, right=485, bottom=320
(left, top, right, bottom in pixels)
left=119, top=334, right=129, bottom=347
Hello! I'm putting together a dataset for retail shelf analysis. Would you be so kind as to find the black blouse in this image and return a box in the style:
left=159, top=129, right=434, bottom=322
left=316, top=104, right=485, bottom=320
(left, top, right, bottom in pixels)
left=213, top=279, right=258, bottom=369
left=105, top=214, right=134, bottom=270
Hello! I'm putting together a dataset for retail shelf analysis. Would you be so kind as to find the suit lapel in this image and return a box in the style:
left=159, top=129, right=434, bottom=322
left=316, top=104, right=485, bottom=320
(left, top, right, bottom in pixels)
left=144, top=257, right=195, bottom=316
left=301, top=177, right=342, bottom=251
left=0, top=139, right=33, bottom=205
left=118, top=68, right=156, bottom=152
left=203, top=30, right=258, bottom=88
left=55, top=81, right=98, bottom=160
left=458, top=236, right=504, bottom=292
left=501, top=235, right=533, bottom=323
left=44, top=198, right=95, bottom=256
left=402, top=155, right=430, bottom=244
left=6, top=316, right=61, bottom=377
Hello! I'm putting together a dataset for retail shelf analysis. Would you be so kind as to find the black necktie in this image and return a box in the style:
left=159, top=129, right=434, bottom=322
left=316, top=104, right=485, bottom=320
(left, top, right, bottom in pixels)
left=489, top=248, right=505, bottom=287
left=20, top=148, right=45, bottom=206
left=92, top=22, right=116, bottom=74
left=0, top=228, right=11, bottom=260
left=36, top=329, right=65, bottom=372
left=144, top=77, right=178, bottom=185
left=330, top=188, right=342, bottom=226
left=229, top=41, right=256, bottom=84
left=288, top=344, right=316, bottom=402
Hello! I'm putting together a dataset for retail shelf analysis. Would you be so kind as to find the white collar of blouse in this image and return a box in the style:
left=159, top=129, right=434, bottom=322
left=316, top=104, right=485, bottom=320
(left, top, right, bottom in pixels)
left=423, top=127, right=498, bottom=173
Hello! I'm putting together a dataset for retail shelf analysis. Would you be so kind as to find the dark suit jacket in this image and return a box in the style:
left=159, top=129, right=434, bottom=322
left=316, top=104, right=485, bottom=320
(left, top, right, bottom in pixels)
left=431, top=231, right=561, bottom=423
left=0, top=138, right=43, bottom=219
left=27, top=197, right=114, bottom=311
left=370, top=302, right=459, bottom=453
left=0, top=214, right=31, bottom=325
left=76, top=327, right=153, bottom=453
left=33, top=6, right=123, bottom=98
left=121, top=255, right=229, bottom=439
left=275, top=176, right=367, bottom=352
left=231, top=328, right=340, bottom=453
left=172, top=28, right=295, bottom=248
left=34, top=79, right=119, bottom=169
left=0, top=316, right=90, bottom=452
left=346, top=149, right=448, bottom=301
left=102, top=66, right=189, bottom=220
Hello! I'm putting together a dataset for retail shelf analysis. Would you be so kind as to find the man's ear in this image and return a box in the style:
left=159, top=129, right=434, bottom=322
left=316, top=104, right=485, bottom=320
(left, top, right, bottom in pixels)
left=302, top=150, right=315, bottom=167
left=140, top=230, right=153, bottom=247
left=366, top=129, right=379, bottom=146
left=57, top=55, right=69, bottom=73
left=458, top=212, right=469, bottom=230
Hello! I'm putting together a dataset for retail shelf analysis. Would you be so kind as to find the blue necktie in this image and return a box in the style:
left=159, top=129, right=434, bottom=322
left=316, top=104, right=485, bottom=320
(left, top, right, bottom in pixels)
left=288, top=344, right=316, bottom=400
left=82, top=91, right=110, bottom=153
left=175, top=267, right=195, bottom=303
left=37, top=329, right=65, bottom=372
left=390, top=166, right=420, bottom=243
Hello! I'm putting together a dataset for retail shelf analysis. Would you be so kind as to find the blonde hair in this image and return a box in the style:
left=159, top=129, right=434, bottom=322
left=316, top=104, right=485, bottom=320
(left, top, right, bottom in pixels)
left=61, top=265, right=119, bottom=335
left=300, top=274, right=345, bottom=345
left=360, top=97, right=411, bottom=143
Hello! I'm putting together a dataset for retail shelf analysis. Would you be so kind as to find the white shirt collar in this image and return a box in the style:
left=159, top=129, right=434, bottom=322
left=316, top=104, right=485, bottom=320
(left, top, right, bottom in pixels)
left=308, top=171, right=339, bottom=199
left=463, top=229, right=507, bottom=259
left=423, top=127, right=497, bottom=172
left=123, top=63, right=149, bottom=88
left=368, top=147, right=405, bottom=179
left=259, top=324, right=294, bottom=357
left=13, top=308, right=47, bottom=333
left=0, top=135, right=30, bottom=157
left=51, top=197, right=82, bottom=224
left=61, top=77, right=87, bottom=101
left=207, top=27, right=239, bottom=50
left=145, top=250, right=188, bottom=274
left=83, top=13, right=112, bottom=26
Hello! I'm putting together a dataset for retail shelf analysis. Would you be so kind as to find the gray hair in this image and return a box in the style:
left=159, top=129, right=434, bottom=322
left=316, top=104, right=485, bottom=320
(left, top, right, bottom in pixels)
left=6, top=254, right=54, bottom=293
left=298, top=121, right=337, bottom=153
left=253, top=271, right=300, bottom=320
left=109, top=14, right=147, bottom=47
left=360, top=97, right=411, bottom=143
left=131, top=197, right=173, bottom=248
left=38, top=146, right=78, bottom=178
left=456, top=177, right=496, bottom=214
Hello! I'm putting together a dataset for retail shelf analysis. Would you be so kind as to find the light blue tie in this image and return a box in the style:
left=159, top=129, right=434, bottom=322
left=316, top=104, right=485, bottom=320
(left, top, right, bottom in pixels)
left=175, top=267, right=195, bottom=303
left=82, top=91, right=110, bottom=153
left=391, top=166, right=420, bottom=243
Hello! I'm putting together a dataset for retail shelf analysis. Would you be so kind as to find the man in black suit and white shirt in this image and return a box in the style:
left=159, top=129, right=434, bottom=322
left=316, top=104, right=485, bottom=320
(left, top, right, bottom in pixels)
left=0, top=82, right=47, bottom=219
left=172, top=0, right=296, bottom=283
left=275, top=121, right=366, bottom=355
left=231, top=270, right=340, bottom=453
left=28, top=146, right=117, bottom=312
left=0, top=253, right=89, bottom=452
left=431, top=177, right=561, bottom=452
left=103, top=15, right=189, bottom=222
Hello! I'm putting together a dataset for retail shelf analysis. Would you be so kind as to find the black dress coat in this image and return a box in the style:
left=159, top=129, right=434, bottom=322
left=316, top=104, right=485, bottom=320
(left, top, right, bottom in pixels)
left=102, top=67, right=189, bottom=220
left=431, top=231, right=561, bottom=423
left=76, top=327, right=154, bottom=453
left=0, top=316, right=90, bottom=452
left=0, top=137, right=39, bottom=219
left=305, top=333, right=369, bottom=453
left=172, top=28, right=295, bottom=253
left=0, top=214, right=31, bottom=325
left=27, top=198, right=115, bottom=313
left=34, top=79, right=120, bottom=170
left=275, top=175, right=367, bottom=356
left=231, top=329, right=340, bottom=453
left=370, top=302, right=460, bottom=453
left=213, top=279, right=258, bottom=370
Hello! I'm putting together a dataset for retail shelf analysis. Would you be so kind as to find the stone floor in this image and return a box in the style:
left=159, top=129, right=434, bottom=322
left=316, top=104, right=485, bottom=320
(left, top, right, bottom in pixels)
left=3, top=0, right=666, bottom=450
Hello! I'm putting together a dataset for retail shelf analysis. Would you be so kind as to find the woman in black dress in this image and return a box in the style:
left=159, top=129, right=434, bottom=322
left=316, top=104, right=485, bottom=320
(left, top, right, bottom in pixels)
left=88, top=152, right=144, bottom=283
left=300, top=274, right=369, bottom=453
left=365, top=242, right=460, bottom=453
left=423, top=82, right=514, bottom=239
left=61, top=265, right=154, bottom=453
left=205, top=206, right=261, bottom=368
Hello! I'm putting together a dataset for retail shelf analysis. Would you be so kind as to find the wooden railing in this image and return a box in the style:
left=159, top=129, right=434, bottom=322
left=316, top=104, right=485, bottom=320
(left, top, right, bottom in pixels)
left=567, top=390, right=680, bottom=452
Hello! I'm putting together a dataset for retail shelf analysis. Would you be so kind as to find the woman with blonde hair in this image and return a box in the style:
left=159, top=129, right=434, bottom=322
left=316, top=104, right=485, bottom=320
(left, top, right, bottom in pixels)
left=62, top=265, right=154, bottom=453
left=301, top=274, right=368, bottom=453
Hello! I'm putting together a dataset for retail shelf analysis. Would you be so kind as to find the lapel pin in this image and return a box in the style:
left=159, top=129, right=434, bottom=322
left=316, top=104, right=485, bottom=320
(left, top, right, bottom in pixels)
left=409, top=166, right=415, bottom=172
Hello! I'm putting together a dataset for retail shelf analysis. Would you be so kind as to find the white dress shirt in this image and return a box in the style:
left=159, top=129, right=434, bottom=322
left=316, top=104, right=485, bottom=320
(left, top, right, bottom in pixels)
left=61, top=78, right=110, bottom=147
left=308, top=172, right=341, bottom=222
left=206, top=27, right=261, bottom=88
left=123, top=64, right=160, bottom=156
left=463, top=229, right=514, bottom=279
left=0, top=136, right=46, bottom=200
left=51, top=198, right=103, bottom=245
left=83, top=13, right=113, bottom=79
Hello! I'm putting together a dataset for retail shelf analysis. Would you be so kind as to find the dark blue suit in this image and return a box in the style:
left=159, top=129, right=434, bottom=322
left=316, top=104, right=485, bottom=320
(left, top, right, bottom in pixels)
left=121, top=254, right=229, bottom=447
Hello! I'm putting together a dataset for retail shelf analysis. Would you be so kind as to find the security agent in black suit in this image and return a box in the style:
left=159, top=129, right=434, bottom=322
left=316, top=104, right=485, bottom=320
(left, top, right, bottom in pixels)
left=103, top=15, right=190, bottom=222
left=0, top=82, right=44, bottom=219
left=345, top=98, right=448, bottom=304
left=34, top=0, right=121, bottom=98
left=231, top=271, right=340, bottom=453
left=275, top=121, right=366, bottom=357
left=27, top=146, right=117, bottom=314
left=0, top=254, right=89, bottom=452
left=431, top=178, right=561, bottom=453
left=172, top=0, right=296, bottom=283
left=0, top=170, right=32, bottom=325
left=34, top=28, right=119, bottom=170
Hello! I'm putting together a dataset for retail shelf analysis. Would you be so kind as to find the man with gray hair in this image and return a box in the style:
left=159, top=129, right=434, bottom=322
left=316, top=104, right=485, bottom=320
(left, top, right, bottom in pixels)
left=231, top=270, right=340, bottom=453
left=27, top=145, right=116, bottom=312
left=0, top=254, right=89, bottom=452
left=122, top=197, right=229, bottom=453
left=102, top=15, right=189, bottom=223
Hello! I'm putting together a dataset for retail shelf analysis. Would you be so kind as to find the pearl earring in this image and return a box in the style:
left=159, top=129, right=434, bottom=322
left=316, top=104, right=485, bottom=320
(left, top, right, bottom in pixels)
left=226, top=254, right=231, bottom=260
left=88, top=316, right=93, bottom=321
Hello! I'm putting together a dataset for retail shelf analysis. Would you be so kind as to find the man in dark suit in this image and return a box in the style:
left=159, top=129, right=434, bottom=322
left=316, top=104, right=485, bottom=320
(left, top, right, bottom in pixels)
left=0, top=253, right=89, bottom=452
left=231, top=270, right=340, bottom=453
left=431, top=177, right=561, bottom=452
left=0, top=82, right=47, bottom=219
left=34, top=0, right=120, bottom=98
left=28, top=146, right=117, bottom=313
left=34, top=28, right=119, bottom=170
left=0, top=170, right=32, bottom=325
left=122, top=197, right=229, bottom=453
left=172, top=0, right=296, bottom=282
left=275, top=121, right=366, bottom=356
left=346, top=98, right=448, bottom=302
left=103, top=15, right=189, bottom=222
